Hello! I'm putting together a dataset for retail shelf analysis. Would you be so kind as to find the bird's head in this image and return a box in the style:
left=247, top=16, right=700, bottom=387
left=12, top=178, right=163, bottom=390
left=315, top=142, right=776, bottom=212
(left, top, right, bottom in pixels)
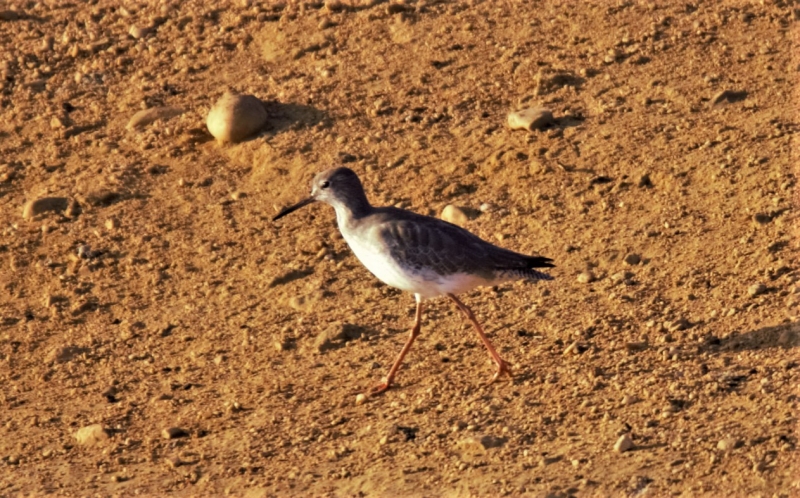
left=273, top=167, right=369, bottom=221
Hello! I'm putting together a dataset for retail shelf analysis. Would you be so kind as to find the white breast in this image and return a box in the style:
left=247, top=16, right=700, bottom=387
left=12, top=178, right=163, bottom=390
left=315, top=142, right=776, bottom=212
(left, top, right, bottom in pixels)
left=341, top=228, right=494, bottom=300
left=342, top=229, right=434, bottom=296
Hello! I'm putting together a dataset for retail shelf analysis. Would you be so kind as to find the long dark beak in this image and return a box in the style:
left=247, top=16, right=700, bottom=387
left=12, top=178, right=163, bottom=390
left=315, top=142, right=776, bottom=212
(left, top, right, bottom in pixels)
left=273, top=197, right=315, bottom=221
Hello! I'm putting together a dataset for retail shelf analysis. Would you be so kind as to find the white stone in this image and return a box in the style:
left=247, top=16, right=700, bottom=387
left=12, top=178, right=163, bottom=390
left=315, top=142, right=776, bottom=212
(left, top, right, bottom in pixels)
left=75, top=424, right=109, bottom=445
left=128, top=25, right=151, bottom=39
left=206, top=92, right=268, bottom=143
left=440, top=205, right=468, bottom=227
left=614, top=434, right=633, bottom=452
left=507, top=107, right=554, bottom=131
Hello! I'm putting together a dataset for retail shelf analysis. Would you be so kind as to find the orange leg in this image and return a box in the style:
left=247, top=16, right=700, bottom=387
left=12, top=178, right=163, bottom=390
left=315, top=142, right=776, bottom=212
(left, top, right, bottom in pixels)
left=447, top=293, right=513, bottom=383
left=369, top=297, right=424, bottom=396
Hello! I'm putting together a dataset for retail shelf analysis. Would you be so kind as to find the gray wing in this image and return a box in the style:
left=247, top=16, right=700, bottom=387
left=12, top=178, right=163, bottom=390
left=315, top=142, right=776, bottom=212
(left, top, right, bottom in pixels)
left=376, top=215, right=535, bottom=278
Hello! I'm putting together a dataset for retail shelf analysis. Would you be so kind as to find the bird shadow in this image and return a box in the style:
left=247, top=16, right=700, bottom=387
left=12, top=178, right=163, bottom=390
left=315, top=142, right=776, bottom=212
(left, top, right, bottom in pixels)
left=702, top=322, right=799, bottom=354
left=261, top=100, right=327, bottom=137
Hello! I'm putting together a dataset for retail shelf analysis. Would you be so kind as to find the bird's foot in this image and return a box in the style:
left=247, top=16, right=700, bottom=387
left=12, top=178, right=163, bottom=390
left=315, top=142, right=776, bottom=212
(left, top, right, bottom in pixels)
left=367, top=377, right=392, bottom=396
left=489, top=359, right=513, bottom=384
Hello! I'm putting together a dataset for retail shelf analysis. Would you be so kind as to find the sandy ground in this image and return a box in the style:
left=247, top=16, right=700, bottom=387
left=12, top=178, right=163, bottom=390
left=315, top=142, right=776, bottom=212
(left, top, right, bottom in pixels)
left=0, top=0, right=798, bottom=496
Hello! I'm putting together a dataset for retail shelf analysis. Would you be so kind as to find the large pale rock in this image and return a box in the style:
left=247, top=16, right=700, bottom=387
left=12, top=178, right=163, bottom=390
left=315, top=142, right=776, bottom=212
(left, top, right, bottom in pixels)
left=206, top=92, right=268, bottom=143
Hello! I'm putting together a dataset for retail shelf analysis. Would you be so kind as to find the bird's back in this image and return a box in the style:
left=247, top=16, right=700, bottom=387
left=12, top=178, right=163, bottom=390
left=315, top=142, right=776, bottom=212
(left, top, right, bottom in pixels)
left=340, top=207, right=553, bottom=297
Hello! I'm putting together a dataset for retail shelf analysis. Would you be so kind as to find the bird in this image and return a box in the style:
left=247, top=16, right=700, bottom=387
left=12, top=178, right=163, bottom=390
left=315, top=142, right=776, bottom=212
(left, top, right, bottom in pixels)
left=273, top=167, right=554, bottom=395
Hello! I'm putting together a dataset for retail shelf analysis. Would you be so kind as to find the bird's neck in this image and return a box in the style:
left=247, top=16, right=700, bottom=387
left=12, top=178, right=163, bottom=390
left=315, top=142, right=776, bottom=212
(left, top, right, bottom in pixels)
left=331, top=194, right=372, bottom=228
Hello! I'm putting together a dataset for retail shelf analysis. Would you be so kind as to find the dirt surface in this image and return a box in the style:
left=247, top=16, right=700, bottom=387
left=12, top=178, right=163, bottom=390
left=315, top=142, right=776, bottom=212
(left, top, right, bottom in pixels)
left=0, top=0, right=798, bottom=496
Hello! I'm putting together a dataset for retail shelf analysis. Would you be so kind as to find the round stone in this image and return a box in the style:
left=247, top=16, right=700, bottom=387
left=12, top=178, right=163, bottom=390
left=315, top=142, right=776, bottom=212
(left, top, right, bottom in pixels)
left=206, top=92, right=268, bottom=143
left=440, top=205, right=468, bottom=227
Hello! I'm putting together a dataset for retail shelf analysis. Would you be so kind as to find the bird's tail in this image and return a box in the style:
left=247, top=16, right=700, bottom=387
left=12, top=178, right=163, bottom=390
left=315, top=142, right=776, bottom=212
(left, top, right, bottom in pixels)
left=525, top=256, right=555, bottom=268
left=496, top=255, right=555, bottom=281
left=500, top=268, right=554, bottom=281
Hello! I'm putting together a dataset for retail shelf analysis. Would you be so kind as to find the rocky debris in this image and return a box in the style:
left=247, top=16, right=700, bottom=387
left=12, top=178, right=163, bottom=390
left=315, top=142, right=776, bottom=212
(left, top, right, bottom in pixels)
left=624, top=253, right=641, bottom=265
left=47, top=345, right=91, bottom=364
left=313, top=329, right=337, bottom=354
left=614, top=434, right=634, bottom=452
left=440, top=205, right=468, bottom=227
left=665, top=317, right=690, bottom=332
left=611, top=271, right=634, bottom=285
left=577, top=271, right=595, bottom=284
left=621, top=395, right=639, bottom=406
left=355, top=393, right=367, bottom=406
left=458, top=435, right=507, bottom=455
left=313, top=323, right=364, bottom=354
left=753, top=212, right=772, bottom=225
left=717, top=438, right=741, bottom=451
left=206, top=92, right=268, bottom=142
left=22, top=197, right=69, bottom=219
left=507, top=107, right=555, bottom=131
left=711, top=89, right=747, bottom=106
left=563, top=341, right=586, bottom=355
left=162, top=427, right=189, bottom=439
left=126, top=106, right=183, bottom=131
left=625, top=342, right=648, bottom=352
left=638, top=174, right=653, bottom=188
left=479, top=203, right=496, bottom=213
left=77, top=244, right=101, bottom=259
left=128, top=25, right=152, bottom=39
left=75, top=424, right=110, bottom=445
left=748, top=283, right=767, bottom=297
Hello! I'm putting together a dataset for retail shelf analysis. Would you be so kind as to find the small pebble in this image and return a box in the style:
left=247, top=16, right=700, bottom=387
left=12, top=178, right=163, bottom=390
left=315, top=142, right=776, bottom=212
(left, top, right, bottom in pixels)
left=206, top=92, right=268, bottom=143
left=717, top=438, right=740, bottom=451
left=563, top=341, right=579, bottom=355
left=75, top=424, right=110, bottom=445
left=128, top=25, right=151, bottom=39
left=126, top=106, right=183, bottom=131
left=665, top=317, right=690, bottom=332
left=614, top=434, right=634, bottom=452
left=458, top=435, right=507, bottom=454
left=355, top=393, right=367, bottom=406
left=507, top=107, right=555, bottom=131
left=711, top=89, right=747, bottom=106
left=577, top=271, right=595, bottom=284
left=440, top=205, right=468, bottom=227
left=748, top=283, right=767, bottom=297
left=22, top=197, right=70, bottom=219
left=624, top=253, right=641, bottom=265
left=162, top=427, right=189, bottom=439
left=753, top=212, right=771, bottom=224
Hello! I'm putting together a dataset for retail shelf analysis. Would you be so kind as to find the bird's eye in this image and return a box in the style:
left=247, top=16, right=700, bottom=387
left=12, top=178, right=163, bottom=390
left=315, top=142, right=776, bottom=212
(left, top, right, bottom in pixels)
left=320, top=181, right=330, bottom=189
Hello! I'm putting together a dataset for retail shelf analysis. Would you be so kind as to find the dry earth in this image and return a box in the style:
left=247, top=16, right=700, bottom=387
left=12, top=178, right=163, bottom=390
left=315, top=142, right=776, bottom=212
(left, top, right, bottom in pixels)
left=0, top=0, right=798, bottom=496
